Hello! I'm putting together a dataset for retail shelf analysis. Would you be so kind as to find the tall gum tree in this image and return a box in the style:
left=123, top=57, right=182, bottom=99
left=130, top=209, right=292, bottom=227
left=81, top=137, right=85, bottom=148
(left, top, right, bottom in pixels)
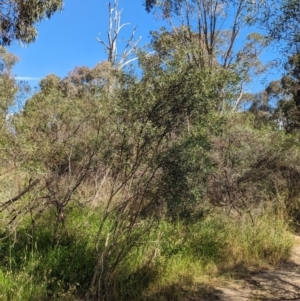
left=146, top=0, right=270, bottom=113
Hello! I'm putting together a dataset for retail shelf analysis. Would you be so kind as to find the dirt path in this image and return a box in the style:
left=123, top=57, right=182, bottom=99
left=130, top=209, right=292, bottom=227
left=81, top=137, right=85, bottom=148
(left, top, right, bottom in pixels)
left=215, top=236, right=300, bottom=301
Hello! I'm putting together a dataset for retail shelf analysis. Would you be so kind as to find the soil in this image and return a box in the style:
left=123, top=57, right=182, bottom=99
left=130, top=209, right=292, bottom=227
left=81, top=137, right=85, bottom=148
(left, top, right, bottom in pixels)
left=213, top=236, right=300, bottom=301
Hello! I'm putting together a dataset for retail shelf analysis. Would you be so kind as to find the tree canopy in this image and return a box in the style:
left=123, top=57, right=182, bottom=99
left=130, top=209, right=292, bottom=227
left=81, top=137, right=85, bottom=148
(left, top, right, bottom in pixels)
left=0, top=0, right=63, bottom=45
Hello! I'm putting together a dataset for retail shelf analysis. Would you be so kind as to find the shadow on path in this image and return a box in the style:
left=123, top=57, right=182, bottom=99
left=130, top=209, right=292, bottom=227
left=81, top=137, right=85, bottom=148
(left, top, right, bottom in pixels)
left=215, top=235, right=300, bottom=301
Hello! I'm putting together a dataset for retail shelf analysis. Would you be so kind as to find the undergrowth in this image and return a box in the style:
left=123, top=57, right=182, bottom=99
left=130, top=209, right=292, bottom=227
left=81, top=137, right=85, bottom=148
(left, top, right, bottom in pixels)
left=0, top=206, right=294, bottom=301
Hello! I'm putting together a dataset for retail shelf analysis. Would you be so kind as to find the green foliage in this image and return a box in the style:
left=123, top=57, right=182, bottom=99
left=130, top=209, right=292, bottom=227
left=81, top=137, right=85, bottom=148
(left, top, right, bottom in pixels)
left=262, top=0, right=300, bottom=54
left=0, top=47, right=18, bottom=116
left=0, top=0, right=63, bottom=45
left=1, top=3, right=300, bottom=300
left=273, top=54, right=300, bottom=132
left=0, top=207, right=293, bottom=301
left=0, top=270, right=48, bottom=301
left=222, top=213, right=294, bottom=267
left=157, top=135, right=211, bottom=219
left=0, top=47, right=21, bottom=169
left=0, top=207, right=99, bottom=300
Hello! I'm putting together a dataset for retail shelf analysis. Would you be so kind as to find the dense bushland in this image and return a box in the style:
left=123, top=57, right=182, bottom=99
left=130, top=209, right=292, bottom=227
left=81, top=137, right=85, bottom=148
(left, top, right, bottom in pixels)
left=1, top=0, right=300, bottom=300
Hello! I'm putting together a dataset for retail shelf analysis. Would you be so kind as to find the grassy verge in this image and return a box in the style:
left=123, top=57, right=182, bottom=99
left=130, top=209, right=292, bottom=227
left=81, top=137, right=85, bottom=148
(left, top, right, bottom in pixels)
left=143, top=213, right=293, bottom=300
left=0, top=207, right=294, bottom=301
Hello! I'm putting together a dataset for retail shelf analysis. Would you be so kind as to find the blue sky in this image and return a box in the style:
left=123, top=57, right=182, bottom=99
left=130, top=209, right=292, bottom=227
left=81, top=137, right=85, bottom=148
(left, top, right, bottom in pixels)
left=8, top=0, right=163, bottom=85
left=7, top=0, right=280, bottom=94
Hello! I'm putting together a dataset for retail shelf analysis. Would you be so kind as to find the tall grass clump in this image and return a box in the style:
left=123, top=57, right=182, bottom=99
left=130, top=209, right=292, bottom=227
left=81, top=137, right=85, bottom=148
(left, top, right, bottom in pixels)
left=144, top=211, right=294, bottom=300
left=0, top=202, right=295, bottom=301
left=0, top=270, right=47, bottom=301
left=222, top=213, right=294, bottom=268
left=0, top=206, right=161, bottom=301
left=0, top=206, right=102, bottom=301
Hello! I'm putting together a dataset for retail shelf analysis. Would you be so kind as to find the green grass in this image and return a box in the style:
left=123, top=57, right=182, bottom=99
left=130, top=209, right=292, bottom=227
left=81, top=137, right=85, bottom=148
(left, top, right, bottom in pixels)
left=0, top=270, right=47, bottom=301
left=144, top=213, right=294, bottom=300
left=0, top=205, right=295, bottom=301
left=222, top=214, right=294, bottom=268
left=0, top=206, right=100, bottom=301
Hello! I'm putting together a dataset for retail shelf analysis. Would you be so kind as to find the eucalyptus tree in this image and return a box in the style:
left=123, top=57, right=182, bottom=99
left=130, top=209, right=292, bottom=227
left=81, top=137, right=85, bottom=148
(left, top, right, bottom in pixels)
left=255, top=0, right=300, bottom=129
left=262, top=55, right=300, bottom=133
left=0, top=0, right=63, bottom=45
left=0, top=47, right=18, bottom=115
left=261, top=0, right=300, bottom=54
left=146, top=0, right=269, bottom=112
left=0, top=47, right=19, bottom=160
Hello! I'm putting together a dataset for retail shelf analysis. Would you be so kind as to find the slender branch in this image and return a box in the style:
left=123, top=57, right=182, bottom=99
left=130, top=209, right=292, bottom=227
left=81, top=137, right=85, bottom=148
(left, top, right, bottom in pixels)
left=0, top=179, right=40, bottom=212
